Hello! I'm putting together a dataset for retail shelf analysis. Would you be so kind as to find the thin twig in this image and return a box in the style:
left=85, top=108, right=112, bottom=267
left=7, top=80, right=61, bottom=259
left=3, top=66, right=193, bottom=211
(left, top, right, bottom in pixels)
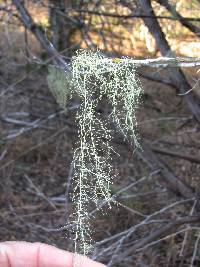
left=75, top=9, right=200, bottom=22
left=152, top=146, right=200, bottom=165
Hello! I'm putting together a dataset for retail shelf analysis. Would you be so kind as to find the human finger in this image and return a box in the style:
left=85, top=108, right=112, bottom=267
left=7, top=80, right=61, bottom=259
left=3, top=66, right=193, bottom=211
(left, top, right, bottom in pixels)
left=0, top=241, right=106, bottom=267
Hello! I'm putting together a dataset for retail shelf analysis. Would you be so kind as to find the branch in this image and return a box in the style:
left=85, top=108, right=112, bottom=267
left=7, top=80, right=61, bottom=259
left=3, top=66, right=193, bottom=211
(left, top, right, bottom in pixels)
left=135, top=141, right=195, bottom=199
left=75, top=9, right=200, bottom=22
left=108, top=116, right=196, bottom=200
left=120, top=215, right=200, bottom=258
left=99, top=57, right=200, bottom=68
left=137, top=71, right=177, bottom=89
left=157, top=0, right=200, bottom=38
left=12, top=0, right=70, bottom=74
left=152, top=146, right=200, bottom=165
left=0, top=4, right=21, bottom=21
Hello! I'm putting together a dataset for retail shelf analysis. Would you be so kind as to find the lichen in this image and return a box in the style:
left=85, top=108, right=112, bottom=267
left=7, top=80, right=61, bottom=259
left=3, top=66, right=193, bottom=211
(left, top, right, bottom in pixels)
left=47, top=49, right=142, bottom=257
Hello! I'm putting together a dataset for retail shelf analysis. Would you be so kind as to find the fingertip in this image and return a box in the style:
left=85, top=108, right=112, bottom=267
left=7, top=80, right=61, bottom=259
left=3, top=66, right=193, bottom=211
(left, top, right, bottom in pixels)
left=0, top=241, right=106, bottom=267
left=73, top=253, right=106, bottom=267
left=0, top=241, right=38, bottom=267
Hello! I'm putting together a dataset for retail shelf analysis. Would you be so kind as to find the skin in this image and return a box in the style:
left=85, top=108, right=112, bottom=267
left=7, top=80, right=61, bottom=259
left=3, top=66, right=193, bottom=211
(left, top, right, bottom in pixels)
left=0, top=241, right=106, bottom=267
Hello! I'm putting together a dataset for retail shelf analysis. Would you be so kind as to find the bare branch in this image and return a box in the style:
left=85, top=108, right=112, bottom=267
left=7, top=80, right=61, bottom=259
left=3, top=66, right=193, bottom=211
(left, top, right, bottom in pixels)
left=157, top=0, right=200, bottom=38
left=75, top=9, right=200, bottom=22
left=120, top=215, right=200, bottom=258
left=152, top=146, right=200, bottom=165
left=109, top=115, right=196, bottom=200
left=100, top=57, right=200, bottom=68
left=12, top=0, right=70, bottom=73
left=138, top=71, right=177, bottom=88
left=135, top=141, right=195, bottom=199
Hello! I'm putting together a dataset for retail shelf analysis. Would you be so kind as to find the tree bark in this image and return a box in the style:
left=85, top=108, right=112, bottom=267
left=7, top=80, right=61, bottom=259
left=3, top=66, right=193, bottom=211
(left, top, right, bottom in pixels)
left=48, top=0, right=76, bottom=53
left=138, top=0, right=200, bottom=123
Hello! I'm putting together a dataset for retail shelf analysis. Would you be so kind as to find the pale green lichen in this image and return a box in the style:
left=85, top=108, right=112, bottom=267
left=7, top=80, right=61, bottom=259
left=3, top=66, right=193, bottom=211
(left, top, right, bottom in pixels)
left=47, top=65, right=71, bottom=109
left=47, top=49, right=142, bottom=257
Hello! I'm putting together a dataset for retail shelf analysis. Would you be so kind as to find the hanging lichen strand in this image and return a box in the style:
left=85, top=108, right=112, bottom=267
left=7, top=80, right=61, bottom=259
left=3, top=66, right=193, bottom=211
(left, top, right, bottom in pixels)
left=70, top=51, right=115, bottom=256
left=47, top=50, right=142, bottom=257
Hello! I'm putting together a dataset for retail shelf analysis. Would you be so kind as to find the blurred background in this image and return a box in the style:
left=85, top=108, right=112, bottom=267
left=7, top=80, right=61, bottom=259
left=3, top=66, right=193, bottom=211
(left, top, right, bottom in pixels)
left=0, top=1, right=200, bottom=266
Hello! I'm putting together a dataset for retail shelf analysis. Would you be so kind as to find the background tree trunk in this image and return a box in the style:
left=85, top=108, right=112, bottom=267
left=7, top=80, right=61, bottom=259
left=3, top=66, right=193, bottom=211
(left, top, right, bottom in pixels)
left=49, top=0, right=74, bottom=52
left=138, top=0, right=200, bottom=123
